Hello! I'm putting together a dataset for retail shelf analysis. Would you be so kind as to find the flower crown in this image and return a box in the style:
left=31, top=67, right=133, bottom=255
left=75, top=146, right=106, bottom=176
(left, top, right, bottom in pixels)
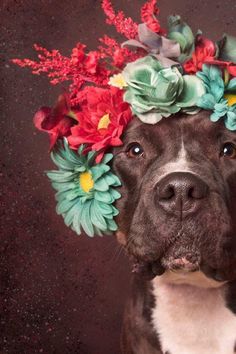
left=13, top=0, right=236, bottom=237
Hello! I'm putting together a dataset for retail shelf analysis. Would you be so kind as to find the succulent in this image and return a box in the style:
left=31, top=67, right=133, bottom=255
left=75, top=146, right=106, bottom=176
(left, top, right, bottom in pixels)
left=123, top=55, right=205, bottom=123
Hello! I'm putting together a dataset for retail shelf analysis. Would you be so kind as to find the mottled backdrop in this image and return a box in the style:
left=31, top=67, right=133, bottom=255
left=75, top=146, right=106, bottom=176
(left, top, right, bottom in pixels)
left=1, top=0, right=236, bottom=353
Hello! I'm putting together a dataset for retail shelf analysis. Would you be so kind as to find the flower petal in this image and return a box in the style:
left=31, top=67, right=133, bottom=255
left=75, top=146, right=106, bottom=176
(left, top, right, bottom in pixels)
left=94, top=177, right=110, bottom=192
left=94, top=191, right=114, bottom=204
left=177, top=76, right=206, bottom=108
left=90, top=200, right=108, bottom=231
left=106, top=218, right=118, bottom=232
left=80, top=201, right=94, bottom=237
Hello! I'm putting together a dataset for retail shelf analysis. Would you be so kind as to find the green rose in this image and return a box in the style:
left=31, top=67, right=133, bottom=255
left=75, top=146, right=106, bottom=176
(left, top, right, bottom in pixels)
left=122, top=56, right=206, bottom=124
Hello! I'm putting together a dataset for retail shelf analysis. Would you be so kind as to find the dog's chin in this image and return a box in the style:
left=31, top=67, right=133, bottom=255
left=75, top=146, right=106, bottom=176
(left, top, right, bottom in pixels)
left=131, top=255, right=236, bottom=284
left=131, top=256, right=199, bottom=281
left=130, top=246, right=236, bottom=283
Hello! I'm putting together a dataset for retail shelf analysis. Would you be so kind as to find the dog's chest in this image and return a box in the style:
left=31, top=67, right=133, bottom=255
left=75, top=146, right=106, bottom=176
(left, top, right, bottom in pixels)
left=151, top=274, right=236, bottom=354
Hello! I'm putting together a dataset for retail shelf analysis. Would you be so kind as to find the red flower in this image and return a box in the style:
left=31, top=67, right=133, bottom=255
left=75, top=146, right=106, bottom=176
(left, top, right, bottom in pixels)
left=84, top=51, right=100, bottom=74
left=68, top=87, right=133, bottom=161
left=183, top=35, right=216, bottom=74
left=101, top=0, right=138, bottom=39
left=34, top=94, right=76, bottom=149
left=141, top=0, right=165, bottom=35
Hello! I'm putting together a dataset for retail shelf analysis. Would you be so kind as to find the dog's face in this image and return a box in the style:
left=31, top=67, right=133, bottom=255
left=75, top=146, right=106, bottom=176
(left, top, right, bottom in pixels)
left=112, top=110, right=236, bottom=282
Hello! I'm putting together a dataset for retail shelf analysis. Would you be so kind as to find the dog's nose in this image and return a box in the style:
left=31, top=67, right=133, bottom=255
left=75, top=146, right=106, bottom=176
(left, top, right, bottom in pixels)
left=156, top=172, right=209, bottom=217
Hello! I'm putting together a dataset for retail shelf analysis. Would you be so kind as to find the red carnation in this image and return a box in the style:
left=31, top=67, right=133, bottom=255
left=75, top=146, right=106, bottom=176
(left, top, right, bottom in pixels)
left=34, top=94, right=77, bottom=150
left=68, top=87, right=133, bottom=161
left=184, top=35, right=216, bottom=74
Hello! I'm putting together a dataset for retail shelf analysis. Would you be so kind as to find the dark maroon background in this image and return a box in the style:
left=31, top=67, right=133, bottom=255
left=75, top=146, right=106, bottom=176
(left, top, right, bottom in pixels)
left=1, top=1, right=236, bottom=353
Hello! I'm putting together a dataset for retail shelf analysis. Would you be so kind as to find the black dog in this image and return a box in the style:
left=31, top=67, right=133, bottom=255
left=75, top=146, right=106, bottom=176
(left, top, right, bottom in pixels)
left=112, top=110, right=236, bottom=354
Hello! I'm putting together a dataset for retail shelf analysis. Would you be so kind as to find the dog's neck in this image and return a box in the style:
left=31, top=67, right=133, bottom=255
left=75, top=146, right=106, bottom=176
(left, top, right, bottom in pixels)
left=151, top=271, right=236, bottom=354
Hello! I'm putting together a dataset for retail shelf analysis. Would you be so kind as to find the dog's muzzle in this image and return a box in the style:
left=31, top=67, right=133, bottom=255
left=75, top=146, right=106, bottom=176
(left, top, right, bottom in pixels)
left=155, top=172, right=209, bottom=218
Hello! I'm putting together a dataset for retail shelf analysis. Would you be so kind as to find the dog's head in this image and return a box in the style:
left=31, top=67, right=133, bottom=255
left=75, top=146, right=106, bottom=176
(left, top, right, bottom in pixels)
left=112, top=110, right=236, bottom=282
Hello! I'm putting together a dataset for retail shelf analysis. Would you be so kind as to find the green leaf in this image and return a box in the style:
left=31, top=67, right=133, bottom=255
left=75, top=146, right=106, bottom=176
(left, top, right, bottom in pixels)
left=218, top=34, right=236, bottom=62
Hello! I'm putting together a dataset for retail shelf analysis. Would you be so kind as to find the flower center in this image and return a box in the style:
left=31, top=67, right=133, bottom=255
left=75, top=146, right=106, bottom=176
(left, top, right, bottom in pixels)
left=79, top=171, right=94, bottom=193
left=108, top=73, right=127, bottom=89
left=224, top=93, right=236, bottom=107
left=97, top=113, right=111, bottom=130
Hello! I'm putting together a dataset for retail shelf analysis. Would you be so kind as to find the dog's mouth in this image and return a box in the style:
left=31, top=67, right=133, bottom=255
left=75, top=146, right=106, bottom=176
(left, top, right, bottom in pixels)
left=129, top=225, right=236, bottom=282
left=161, top=255, right=200, bottom=272
left=131, top=249, right=201, bottom=280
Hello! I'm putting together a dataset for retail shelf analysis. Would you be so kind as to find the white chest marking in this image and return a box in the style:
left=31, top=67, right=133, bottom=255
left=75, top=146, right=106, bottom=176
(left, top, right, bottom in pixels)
left=152, top=272, right=236, bottom=354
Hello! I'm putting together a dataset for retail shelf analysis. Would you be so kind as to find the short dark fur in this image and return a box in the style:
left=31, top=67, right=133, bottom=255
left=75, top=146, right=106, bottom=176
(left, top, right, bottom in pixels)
left=112, top=111, right=236, bottom=353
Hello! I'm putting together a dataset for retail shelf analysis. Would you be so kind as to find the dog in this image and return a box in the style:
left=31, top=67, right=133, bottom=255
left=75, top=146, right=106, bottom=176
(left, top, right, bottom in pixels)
left=112, top=109, right=236, bottom=354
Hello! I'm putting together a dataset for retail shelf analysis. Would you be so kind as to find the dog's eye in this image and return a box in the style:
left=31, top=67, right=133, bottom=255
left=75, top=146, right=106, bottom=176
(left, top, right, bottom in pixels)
left=126, top=143, right=144, bottom=158
left=221, top=143, right=236, bottom=159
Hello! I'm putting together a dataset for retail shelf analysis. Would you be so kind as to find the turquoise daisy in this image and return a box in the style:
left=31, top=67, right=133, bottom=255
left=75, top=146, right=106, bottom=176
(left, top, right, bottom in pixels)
left=46, top=139, right=121, bottom=237
left=196, top=64, right=236, bottom=130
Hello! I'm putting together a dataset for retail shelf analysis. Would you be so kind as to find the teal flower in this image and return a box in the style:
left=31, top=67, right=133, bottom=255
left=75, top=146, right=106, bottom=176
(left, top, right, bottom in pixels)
left=225, top=108, right=236, bottom=130
left=197, top=64, right=236, bottom=130
left=196, top=65, right=225, bottom=109
left=122, top=56, right=205, bottom=124
left=210, top=99, right=236, bottom=131
left=46, top=139, right=121, bottom=237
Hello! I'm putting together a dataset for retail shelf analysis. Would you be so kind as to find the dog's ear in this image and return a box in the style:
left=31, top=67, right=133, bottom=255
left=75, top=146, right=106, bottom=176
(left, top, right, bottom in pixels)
left=116, top=231, right=127, bottom=246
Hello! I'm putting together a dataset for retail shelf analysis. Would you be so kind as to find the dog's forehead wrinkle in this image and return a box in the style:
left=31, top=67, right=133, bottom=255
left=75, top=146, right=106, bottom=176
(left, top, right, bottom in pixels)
left=124, top=116, right=183, bottom=148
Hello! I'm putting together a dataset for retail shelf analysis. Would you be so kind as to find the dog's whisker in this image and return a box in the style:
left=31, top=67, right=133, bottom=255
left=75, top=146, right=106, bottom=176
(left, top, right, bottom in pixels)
left=110, top=244, right=125, bottom=263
